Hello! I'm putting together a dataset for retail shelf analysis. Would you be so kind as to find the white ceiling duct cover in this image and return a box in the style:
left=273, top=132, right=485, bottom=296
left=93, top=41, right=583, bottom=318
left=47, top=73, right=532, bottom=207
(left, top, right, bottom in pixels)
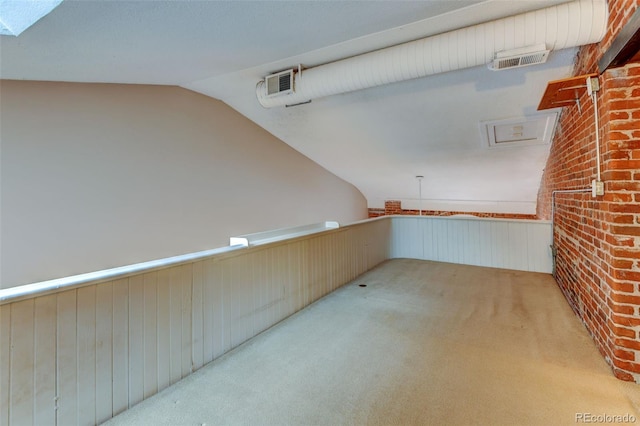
left=480, top=113, right=559, bottom=148
left=256, top=0, right=608, bottom=108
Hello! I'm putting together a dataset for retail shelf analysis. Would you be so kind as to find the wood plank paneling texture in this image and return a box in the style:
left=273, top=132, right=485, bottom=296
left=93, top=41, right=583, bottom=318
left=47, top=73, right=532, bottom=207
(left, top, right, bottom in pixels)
left=390, top=217, right=552, bottom=273
left=0, top=216, right=552, bottom=425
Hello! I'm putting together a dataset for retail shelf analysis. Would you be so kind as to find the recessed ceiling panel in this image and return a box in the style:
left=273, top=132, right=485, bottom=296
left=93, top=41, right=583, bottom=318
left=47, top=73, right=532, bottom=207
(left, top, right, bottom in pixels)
left=480, top=113, right=559, bottom=148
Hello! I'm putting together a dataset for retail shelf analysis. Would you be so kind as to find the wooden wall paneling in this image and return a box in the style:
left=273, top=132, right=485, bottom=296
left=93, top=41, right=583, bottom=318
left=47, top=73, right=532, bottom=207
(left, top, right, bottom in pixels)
left=528, top=223, right=552, bottom=273
left=508, top=222, right=529, bottom=271
left=0, top=304, right=10, bottom=426
left=206, top=260, right=225, bottom=360
left=464, top=220, right=480, bottom=266
left=317, top=236, right=328, bottom=297
left=288, top=243, right=302, bottom=315
left=246, top=253, right=258, bottom=342
left=298, top=240, right=309, bottom=309
left=191, top=263, right=204, bottom=371
left=340, top=230, right=349, bottom=284
left=226, top=257, right=241, bottom=350
left=201, top=259, right=214, bottom=365
left=478, top=221, right=493, bottom=267
left=333, top=233, right=342, bottom=291
left=168, top=267, right=183, bottom=385
left=95, top=283, right=114, bottom=424
left=421, top=218, right=433, bottom=261
left=288, top=243, right=298, bottom=315
left=237, top=253, right=252, bottom=346
left=77, top=286, right=97, bottom=425
left=156, top=269, right=171, bottom=392
left=33, top=295, right=56, bottom=425
left=128, top=275, right=145, bottom=406
left=56, top=290, right=78, bottom=425
left=180, top=265, right=193, bottom=378
left=9, top=299, right=35, bottom=426
left=324, top=235, right=333, bottom=294
left=307, top=240, right=318, bottom=306
left=143, top=272, right=158, bottom=398
left=490, top=222, right=508, bottom=269
left=259, top=249, right=272, bottom=333
left=445, top=220, right=460, bottom=264
left=111, top=278, right=129, bottom=415
left=278, top=245, right=292, bottom=319
left=221, top=259, right=233, bottom=356
left=260, top=249, right=273, bottom=332
left=435, top=219, right=449, bottom=262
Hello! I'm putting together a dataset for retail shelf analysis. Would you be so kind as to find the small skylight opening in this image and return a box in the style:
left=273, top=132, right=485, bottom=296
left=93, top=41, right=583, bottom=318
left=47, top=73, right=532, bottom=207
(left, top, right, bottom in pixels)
left=0, top=0, right=63, bottom=36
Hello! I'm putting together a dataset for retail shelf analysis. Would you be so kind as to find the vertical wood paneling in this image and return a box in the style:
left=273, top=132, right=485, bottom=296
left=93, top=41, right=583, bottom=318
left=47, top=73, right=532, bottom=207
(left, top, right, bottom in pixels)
left=253, top=251, right=268, bottom=335
left=239, top=254, right=254, bottom=345
left=3, top=218, right=397, bottom=426
left=180, top=265, right=193, bottom=378
left=168, top=267, right=182, bottom=385
left=288, top=243, right=302, bottom=314
left=508, top=222, right=528, bottom=271
left=128, top=275, right=144, bottom=406
left=0, top=305, right=10, bottom=426
left=33, top=295, right=56, bottom=426
left=464, top=221, right=479, bottom=265
left=260, top=250, right=272, bottom=332
left=490, top=221, right=505, bottom=269
left=9, top=300, right=34, bottom=426
left=221, top=259, right=233, bottom=356
left=95, top=283, right=113, bottom=424
left=143, top=273, right=158, bottom=399
left=56, top=290, right=77, bottom=426
left=392, top=217, right=551, bottom=273
left=528, top=223, right=553, bottom=273
left=201, top=260, right=215, bottom=365
left=77, top=285, right=97, bottom=426
left=156, top=269, right=171, bottom=392
left=112, top=278, right=129, bottom=416
left=207, top=261, right=224, bottom=360
left=191, top=263, right=204, bottom=371
left=435, top=219, right=448, bottom=262
left=478, top=221, right=493, bottom=267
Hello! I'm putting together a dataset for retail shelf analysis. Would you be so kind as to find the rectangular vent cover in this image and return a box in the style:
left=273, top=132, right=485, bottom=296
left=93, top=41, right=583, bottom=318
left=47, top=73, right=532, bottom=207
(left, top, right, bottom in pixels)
left=266, top=69, right=294, bottom=97
left=489, top=44, right=550, bottom=71
left=479, top=112, right=559, bottom=149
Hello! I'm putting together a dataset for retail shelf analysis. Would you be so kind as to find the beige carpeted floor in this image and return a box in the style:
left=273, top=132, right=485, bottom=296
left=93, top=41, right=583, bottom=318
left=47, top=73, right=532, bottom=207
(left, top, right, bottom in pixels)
left=105, top=259, right=640, bottom=426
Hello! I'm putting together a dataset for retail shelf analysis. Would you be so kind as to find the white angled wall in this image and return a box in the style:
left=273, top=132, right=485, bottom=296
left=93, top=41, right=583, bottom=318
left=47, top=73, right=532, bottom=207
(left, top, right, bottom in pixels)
left=390, top=216, right=552, bottom=273
left=0, top=81, right=367, bottom=289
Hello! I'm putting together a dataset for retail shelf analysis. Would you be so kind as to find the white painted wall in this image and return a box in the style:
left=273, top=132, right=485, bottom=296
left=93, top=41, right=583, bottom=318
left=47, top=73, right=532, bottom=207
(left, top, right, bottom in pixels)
left=0, top=81, right=367, bottom=288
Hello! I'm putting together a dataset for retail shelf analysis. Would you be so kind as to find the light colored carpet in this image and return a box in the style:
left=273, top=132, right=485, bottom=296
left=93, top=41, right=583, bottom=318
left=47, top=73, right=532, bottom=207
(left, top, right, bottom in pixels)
left=105, top=259, right=640, bottom=426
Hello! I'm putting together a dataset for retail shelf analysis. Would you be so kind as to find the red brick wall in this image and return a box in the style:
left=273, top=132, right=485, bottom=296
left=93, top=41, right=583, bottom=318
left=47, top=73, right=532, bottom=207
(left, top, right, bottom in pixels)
left=537, top=0, right=640, bottom=381
left=368, top=200, right=537, bottom=220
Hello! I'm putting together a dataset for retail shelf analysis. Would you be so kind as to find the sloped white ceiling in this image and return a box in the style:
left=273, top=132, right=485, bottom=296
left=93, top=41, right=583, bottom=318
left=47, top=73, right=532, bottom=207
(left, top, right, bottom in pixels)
left=0, top=0, right=582, bottom=214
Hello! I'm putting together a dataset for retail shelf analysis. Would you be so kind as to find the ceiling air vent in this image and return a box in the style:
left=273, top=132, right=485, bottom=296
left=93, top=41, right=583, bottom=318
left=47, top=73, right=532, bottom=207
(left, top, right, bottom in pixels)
left=479, top=112, right=558, bottom=148
left=488, top=44, right=550, bottom=71
left=265, top=69, right=294, bottom=97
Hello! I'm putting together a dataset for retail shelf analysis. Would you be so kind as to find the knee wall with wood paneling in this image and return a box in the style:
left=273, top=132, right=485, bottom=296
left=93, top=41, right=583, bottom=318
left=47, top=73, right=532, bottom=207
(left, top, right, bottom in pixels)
left=0, top=216, right=551, bottom=426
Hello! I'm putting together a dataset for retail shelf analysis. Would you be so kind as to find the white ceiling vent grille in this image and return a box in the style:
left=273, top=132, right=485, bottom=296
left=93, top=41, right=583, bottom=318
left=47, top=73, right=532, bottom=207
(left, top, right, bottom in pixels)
left=488, top=44, right=550, bottom=71
left=479, top=112, right=558, bottom=148
left=265, top=69, right=294, bottom=97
